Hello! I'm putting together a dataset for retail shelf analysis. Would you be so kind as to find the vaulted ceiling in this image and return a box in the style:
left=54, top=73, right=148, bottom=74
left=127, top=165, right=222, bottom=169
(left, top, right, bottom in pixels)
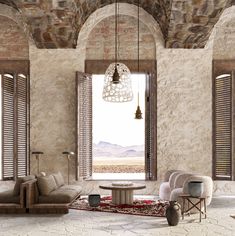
left=1, top=0, right=234, bottom=49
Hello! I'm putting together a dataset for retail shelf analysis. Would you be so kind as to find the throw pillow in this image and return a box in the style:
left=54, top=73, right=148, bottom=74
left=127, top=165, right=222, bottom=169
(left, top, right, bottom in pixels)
left=13, top=175, right=36, bottom=196
left=53, top=172, right=65, bottom=187
left=37, top=175, right=57, bottom=196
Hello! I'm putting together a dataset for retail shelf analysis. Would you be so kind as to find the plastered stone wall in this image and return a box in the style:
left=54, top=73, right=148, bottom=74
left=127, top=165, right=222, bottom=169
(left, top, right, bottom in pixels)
left=157, top=48, right=212, bottom=180
left=86, top=15, right=155, bottom=60
left=29, top=45, right=83, bottom=179
left=212, top=6, right=235, bottom=60
left=0, top=16, right=28, bottom=59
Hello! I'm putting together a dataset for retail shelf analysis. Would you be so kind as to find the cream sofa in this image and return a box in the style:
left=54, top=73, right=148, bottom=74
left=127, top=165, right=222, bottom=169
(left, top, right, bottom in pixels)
left=159, top=170, right=213, bottom=211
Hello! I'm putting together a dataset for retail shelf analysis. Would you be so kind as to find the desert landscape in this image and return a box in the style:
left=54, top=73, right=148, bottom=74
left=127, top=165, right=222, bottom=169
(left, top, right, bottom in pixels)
left=93, top=142, right=145, bottom=173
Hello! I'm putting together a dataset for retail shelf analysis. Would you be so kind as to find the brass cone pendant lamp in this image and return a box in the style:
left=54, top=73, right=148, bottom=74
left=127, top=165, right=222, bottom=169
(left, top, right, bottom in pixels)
left=135, top=0, right=143, bottom=119
left=102, top=0, right=133, bottom=103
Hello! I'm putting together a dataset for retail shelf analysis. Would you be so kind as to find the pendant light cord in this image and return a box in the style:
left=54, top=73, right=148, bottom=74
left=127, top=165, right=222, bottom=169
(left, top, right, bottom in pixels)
left=138, top=0, right=140, bottom=73
left=137, top=0, right=140, bottom=106
left=115, top=0, right=118, bottom=65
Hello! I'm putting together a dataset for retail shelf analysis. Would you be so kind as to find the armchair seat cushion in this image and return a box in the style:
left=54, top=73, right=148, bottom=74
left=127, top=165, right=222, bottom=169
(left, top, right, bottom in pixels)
left=38, top=188, right=79, bottom=204
left=0, top=190, right=20, bottom=204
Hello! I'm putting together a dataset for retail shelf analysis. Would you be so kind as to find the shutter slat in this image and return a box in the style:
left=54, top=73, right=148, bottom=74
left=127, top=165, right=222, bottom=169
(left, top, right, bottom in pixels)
left=213, top=74, right=233, bottom=180
left=1, top=71, right=29, bottom=180
left=77, top=72, right=92, bottom=179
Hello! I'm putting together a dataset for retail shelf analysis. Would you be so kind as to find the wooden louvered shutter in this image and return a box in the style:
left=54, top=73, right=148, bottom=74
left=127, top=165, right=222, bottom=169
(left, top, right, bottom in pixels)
left=213, top=72, right=234, bottom=180
left=1, top=72, right=29, bottom=180
left=2, top=74, right=14, bottom=180
left=16, top=74, right=29, bottom=177
left=76, top=72, right=92, bottom=179
left=145, top=72, right=157, bottom=180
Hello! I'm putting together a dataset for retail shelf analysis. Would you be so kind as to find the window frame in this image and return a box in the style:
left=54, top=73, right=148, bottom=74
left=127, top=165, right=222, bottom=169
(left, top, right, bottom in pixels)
left=76, top=60, right=157, bottom=181
left=213, top=60, right=235, bottom=181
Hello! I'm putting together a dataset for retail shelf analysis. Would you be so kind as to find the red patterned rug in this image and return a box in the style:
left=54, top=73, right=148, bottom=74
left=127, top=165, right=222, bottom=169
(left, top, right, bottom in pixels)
left=70, top=196, right=169, bottom=217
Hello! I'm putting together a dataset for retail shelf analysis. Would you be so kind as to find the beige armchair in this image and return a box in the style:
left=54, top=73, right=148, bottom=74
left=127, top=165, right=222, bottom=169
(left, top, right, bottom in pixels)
left=159, top=170, right=213, bottom=213
left=170, top=174, right=213, bottom=213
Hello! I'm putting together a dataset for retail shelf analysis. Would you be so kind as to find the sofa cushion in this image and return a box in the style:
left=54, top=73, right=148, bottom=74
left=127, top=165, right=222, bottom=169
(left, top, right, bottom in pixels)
left=53, top=172, right=65, bottom=187
left=37, top=175, right=57, bottom=196
left=13, top=175, right=36, bottom=196
left=0, top=190, right=20, bottom=204
left=38, top=188, right=79, bottom=204
left=60, top=185, right=82, bottom=194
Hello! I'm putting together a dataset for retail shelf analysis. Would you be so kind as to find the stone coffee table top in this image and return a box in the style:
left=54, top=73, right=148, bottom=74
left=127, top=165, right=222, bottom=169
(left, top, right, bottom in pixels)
left=99, top=183, right=146, bottom=190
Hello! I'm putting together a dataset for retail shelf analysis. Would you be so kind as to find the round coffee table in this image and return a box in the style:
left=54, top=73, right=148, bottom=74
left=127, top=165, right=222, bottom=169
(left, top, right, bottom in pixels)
left=99, top=183, right=146, bottom=205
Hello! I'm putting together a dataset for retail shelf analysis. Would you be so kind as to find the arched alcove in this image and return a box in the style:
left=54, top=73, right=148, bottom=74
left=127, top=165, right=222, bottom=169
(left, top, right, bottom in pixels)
left=0, top=16, right=29, bottom=60
left=86, top=14, right=156, bottom=61
left=207, top=6, right=235, bottom=59
left=77, top=3, right=163, bottom=70
left=0, top=3, right=34, bottom=48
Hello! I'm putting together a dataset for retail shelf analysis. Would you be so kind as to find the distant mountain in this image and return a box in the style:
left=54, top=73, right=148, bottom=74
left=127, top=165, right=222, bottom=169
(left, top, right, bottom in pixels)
left=93, top=141, right=144, bottom=157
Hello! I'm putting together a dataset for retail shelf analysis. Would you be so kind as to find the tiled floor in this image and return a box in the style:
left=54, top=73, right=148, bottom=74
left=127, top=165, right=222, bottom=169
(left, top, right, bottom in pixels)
left=0, top=196, right=235, bottom=236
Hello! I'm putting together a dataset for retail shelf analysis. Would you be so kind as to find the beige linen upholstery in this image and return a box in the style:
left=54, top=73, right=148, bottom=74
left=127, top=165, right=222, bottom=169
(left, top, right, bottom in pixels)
left=0, top=190, right=20, bottom=204
left=37, top=175, right=57, bottom=196
left=13, top=175, right=36, bottom=196
left=53, top=172, right=65, bottom=187
left=38, top=189, right=79, bottom=204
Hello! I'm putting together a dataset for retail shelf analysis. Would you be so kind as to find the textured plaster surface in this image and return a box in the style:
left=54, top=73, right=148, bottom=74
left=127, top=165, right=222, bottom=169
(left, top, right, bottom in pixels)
left=157, top=48, right=213, bottom=180
left=210, top=6, right=235, bottom=59
left=29, top=46, right=82, bottom=179
left=0, top=194, right=234, bottom=236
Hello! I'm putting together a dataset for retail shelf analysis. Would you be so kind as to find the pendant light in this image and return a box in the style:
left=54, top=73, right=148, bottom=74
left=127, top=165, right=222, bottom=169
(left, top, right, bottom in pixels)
left=102, top=0, right=133, bottom=103
left=135, top=0, right=143, bottom=119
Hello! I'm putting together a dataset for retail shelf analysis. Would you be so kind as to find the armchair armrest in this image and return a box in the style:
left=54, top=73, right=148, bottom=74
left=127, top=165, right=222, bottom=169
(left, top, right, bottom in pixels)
left=182, top=175, right=213, bottom=200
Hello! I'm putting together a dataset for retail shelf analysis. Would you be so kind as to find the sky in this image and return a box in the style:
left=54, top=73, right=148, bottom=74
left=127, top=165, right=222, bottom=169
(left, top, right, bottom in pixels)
left=92, top=74, right=145, bottom=147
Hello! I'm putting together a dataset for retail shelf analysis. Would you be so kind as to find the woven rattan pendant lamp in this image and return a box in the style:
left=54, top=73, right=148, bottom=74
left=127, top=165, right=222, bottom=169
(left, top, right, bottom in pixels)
left=102, top=0, right=133, bottom=103
left=135, top=0, right=143, bottom=119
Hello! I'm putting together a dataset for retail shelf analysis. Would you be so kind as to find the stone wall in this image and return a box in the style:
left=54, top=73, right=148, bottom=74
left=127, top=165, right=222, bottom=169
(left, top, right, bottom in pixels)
left=29, top=46, right=82, bottom=179
left=0, top=16, right=28, bottom=59
left=86, top=15, right=155, bottom=60
left=157, top=48, right=212, bottom=180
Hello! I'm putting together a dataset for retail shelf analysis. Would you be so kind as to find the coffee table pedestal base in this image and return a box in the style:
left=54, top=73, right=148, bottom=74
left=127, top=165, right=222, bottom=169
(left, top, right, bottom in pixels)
left=112, top=189, right=133, bottom=205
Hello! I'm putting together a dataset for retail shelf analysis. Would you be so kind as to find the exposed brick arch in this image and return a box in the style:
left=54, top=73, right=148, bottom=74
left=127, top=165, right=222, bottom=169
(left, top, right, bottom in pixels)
left=0, top=3, right=33, bottom=47
left=0, top=16, right=29, bottom=60
left=77, top=3, right=162, bottom=70
left=1, top=0, right=234, bottom=49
